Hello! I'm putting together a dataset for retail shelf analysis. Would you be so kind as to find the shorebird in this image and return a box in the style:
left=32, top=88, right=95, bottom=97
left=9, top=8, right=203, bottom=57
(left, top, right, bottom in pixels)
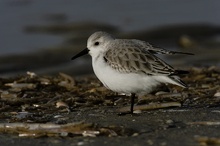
left=72, top=31, right=192, bottom=114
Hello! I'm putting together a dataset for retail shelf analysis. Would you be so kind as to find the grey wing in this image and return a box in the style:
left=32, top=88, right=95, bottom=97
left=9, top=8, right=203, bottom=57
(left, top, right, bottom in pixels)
left=104, top=43, right=177, bottom=76
left=131, top=39, right=194, bottom=55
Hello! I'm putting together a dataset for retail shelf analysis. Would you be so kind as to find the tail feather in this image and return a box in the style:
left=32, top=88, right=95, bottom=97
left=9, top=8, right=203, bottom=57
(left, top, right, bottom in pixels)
left=154, top=76, right=188, bottom=88
left=170, top=70, right=189, bottom=88
left=169, top=76, right=187, bottom=88
left=168, top=51, right=194, bottom=55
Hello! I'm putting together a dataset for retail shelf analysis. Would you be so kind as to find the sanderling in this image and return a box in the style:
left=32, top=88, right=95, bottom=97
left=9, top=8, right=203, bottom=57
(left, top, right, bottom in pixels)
left=72, top=31, right=193, bottom=114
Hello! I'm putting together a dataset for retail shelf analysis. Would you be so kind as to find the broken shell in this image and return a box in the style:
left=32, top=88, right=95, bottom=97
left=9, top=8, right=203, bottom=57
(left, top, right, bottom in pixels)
left=0, top=91, right=17, bottom=100
left=54, top=115, right=64, bottom=118
left=59, top=72, right=75, bottom=85
left=133, top=110, right=142, bottom=114
left=56, top=101, right=69, bottom=108
left=19, top=133, right=37, bottom=137
left=155, top=91, right=169, bottom=96
left=214, top=92, right=220, bottom=97
left=188, top=121, right=220, bottom=126
left=39, top=78, right=51, bottom=85
left=33, top=104, right=40, bottom=107
left=5, top=82, right=36, bottom=89
left=27, top=71, right=37, bottom=78
left=82, top=130, right=100, bottom=137
left=195, top=135, right=220, bottom=145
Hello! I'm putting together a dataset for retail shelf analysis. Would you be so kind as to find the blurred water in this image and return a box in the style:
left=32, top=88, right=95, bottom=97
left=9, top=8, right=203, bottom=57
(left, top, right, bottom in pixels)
left=0, top=0, right=219, bottom=55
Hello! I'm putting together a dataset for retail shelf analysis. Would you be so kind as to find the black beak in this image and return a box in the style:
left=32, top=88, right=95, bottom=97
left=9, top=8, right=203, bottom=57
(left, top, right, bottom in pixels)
left=71, top=48, right=89, bottom=60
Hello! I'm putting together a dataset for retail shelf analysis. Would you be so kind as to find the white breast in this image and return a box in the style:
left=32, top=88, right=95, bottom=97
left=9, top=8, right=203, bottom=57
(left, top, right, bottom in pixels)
left=92, top=55, right=161, bottom=95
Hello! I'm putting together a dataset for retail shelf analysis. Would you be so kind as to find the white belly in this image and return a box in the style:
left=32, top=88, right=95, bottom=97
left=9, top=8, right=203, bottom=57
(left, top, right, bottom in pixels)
left=92, top=57, right=161, bottom=94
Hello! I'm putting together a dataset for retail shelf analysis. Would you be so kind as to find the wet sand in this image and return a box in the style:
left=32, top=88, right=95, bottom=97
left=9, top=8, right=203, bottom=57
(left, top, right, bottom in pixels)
left=1, top=107, right=220, bottom=146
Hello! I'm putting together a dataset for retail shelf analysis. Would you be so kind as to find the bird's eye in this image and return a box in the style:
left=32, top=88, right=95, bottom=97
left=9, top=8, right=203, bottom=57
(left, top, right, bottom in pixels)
left=94, top=42, right=99, bottom=46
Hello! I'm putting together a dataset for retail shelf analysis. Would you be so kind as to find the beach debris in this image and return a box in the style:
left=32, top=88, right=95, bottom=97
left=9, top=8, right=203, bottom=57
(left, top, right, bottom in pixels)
left=39, top=77, right=51, bottom=85
left=56, top=101, right=69, bottom=108
left=0, top=67, right=219, bottom=139
left=195, top=135, right=220, bottom=146
left=56, top=101, right=70, bottom=113
left=5, top=82, right=36, bottom=89
left=0, top=122, right=96, bottom=137
left=214, top=92, right=220, bottom=97
left=188, top=121, right=220, bottom=126
left=118, top=102, right=181, bottom=113
left=58, top=72, right=76, bottom=89
left=0, top=122, right=135, bottom=137
left=27, top=71, right=37, bottom=78
left=0, top=91, right=17, bottom=100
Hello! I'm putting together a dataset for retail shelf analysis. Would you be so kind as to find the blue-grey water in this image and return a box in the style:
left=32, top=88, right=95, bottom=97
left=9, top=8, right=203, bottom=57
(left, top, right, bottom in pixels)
left=0, top=0, right=219, bottom=55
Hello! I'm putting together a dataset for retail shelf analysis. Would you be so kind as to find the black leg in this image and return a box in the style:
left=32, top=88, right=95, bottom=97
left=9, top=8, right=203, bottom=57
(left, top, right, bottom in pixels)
left=117, top=93, right=136, bottom=115
left=130, top=93, right=135, bottom=114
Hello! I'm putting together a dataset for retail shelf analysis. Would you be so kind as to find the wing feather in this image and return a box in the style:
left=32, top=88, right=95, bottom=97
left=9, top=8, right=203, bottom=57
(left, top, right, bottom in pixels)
left=131, top=39, right=194, bottom=55
left=104, top=40, right=177, bottom=76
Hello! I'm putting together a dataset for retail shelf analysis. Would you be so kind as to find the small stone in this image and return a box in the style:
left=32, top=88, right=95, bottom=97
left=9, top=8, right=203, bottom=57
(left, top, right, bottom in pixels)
left=133, top=110, right=142, bottom=114
left=132, top=133, right=139, bottom=137
left=77, top=142, right=84, bottom=146
left=147, top=139, right=153, bottom=145
left=166, top=119, right=174, bottom=124
left=56, top=101, right=69, bottom=108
